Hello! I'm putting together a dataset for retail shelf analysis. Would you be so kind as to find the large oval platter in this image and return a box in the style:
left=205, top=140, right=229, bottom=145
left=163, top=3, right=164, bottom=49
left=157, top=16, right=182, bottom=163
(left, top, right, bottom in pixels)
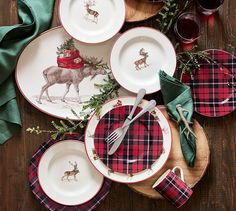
left=16, top=27, right=131, bottom=120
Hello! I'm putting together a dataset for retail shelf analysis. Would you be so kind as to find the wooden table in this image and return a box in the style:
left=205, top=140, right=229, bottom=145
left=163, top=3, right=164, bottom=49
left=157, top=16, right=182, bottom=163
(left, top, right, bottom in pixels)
left=0, top=1, right=236, bottom=210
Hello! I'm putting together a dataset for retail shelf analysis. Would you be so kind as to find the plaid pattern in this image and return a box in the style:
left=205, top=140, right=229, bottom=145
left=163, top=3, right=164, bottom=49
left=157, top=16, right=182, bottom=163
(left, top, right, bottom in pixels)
left=181, top=49, right=236, bottom=117
left=94, top=105, right=163, bottom=174
left=28, top=133, right=112, bottom=211
left=154, top=171, right=193, bottom=208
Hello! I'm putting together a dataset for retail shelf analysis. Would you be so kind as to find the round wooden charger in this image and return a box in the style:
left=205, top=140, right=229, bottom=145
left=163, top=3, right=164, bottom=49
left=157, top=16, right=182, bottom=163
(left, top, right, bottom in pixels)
left=125, top=0, right=163, bottom=22
left=128, top=106, right=210, bottom=199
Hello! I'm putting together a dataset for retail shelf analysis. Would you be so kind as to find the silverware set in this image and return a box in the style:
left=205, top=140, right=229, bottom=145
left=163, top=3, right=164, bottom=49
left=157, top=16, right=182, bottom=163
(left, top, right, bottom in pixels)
left=105, top=88, right=157, bottom=155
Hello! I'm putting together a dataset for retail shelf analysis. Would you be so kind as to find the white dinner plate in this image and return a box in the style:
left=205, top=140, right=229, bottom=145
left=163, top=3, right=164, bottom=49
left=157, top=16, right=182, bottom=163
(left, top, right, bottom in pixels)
left=59, top=0, right=126, bottom=43
left=38, top=140, right=104, bottom=206
left=16, top=26, right=132, bottom=120
left=85, top=97, right=172, bottom=183
left=110, top=27, right=177, bottom=94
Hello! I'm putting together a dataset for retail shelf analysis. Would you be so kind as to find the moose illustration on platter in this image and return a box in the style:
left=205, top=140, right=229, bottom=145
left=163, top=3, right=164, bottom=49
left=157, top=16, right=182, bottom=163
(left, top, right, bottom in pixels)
left=37, top=39, right=109, bottom=104
left=134, top=48, right=149, bottom=70
left=84, top=0, right=99, bottom=24
left=61, top=161, right=80, bottom=182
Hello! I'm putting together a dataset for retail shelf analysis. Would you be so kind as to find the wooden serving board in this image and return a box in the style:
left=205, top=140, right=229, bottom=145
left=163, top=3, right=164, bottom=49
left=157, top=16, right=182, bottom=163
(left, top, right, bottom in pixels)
left=128, top=106, right=210, bottom=199
left=125, top=0, right=163, bottom=22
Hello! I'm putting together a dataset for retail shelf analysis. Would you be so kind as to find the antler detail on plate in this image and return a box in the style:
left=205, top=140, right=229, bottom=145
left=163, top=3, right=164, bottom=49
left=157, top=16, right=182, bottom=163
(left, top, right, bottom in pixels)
left=176, top=104, right=196, bottom=140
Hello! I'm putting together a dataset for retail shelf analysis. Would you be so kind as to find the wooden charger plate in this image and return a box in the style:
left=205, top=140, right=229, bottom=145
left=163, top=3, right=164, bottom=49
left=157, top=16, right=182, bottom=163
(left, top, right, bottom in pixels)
left=125, top=0, right=163, bottom=22
left=128, top=106, right=210, bottom=199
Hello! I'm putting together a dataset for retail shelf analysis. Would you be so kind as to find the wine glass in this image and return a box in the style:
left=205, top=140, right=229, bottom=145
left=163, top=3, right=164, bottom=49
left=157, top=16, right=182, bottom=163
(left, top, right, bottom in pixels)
left=196, top=0, right=224, bottom=16
left=174, top=12, right=201, bottom=44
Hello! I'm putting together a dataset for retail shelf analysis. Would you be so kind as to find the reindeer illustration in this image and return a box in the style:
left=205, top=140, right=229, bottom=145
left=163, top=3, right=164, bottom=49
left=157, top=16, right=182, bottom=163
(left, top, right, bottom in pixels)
left=84, top=0, right=99, bottom=23
left=61, top=161, right=80, bottom=182
left=134, top=48, right=149, bottom=70
left=37, top=57, right=107, bottom=104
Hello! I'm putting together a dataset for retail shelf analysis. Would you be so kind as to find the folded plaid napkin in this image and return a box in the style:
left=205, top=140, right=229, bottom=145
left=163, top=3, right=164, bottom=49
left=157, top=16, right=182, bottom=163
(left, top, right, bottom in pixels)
left=0, top=0, right=54, bottom=144
left=159, top=70, right=196, bottom=167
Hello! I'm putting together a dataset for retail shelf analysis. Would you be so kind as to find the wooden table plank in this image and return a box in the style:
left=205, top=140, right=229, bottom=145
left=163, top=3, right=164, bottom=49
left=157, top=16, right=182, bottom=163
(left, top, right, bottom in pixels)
left=0, top=0, right=236, bottom=210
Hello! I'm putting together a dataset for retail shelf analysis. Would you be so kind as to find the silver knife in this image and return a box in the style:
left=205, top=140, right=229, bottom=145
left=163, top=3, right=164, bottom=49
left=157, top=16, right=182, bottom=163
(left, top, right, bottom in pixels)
left=108, top=89, right=146, bottom=155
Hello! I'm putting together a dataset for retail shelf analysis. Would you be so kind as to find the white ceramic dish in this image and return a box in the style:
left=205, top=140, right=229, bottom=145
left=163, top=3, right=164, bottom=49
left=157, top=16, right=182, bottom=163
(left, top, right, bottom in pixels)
left=16, top=27, right=132, bottom=120
left=59, top=0, right=126, bottom=43
left=38, top=140, right=104, bottom=206
left=110, top=27, right=176, bottom=94
left=85, top=97, right=172, bottom=183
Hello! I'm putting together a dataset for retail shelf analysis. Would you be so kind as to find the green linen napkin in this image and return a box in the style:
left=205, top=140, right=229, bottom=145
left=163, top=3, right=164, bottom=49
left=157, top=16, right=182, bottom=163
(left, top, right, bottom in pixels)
left=159, top=70, right=196, bottom=167
left=0, top=0, right=55, bottom=144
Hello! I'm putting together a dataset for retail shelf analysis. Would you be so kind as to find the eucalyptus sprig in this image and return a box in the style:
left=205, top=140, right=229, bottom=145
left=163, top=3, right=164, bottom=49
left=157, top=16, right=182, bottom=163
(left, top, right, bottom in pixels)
left=156, top=0, right=193, bottom=34
left=82, top=74, right=120, bottom=117
left=177, top=45, right=215, bottom=79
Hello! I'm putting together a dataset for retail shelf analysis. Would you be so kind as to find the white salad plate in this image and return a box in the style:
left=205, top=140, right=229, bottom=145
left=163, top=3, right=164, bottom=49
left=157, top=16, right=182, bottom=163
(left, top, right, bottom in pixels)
left=38, top=140, right=104, bottom=206
left=59, top=0, right=126, bottom=43
left=110, top=27, right=177, bottom=94
left=16, top=26, right=132, bottom=120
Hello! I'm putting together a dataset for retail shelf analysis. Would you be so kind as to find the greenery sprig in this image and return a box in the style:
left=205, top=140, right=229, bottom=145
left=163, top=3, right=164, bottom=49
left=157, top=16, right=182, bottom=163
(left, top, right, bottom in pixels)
left=56, top=38, right=75, bottom=56
left=176, top=45, right=215, bottom=79
left=81, top=74, right=120, bottom=117
left=26, top=113, right=89, bottom=140
left=156, top=0, right=193, bottom=34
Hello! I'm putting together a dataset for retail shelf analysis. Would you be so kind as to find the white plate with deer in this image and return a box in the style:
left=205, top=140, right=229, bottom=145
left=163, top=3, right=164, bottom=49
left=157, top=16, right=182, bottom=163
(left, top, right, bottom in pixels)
left=59, top=0, right=125, bottom=43
left=16, top=27, right=132, bottom=120
left=110, top=27, right=177, bottom=94
left=38, top=140, right=104, bottom=206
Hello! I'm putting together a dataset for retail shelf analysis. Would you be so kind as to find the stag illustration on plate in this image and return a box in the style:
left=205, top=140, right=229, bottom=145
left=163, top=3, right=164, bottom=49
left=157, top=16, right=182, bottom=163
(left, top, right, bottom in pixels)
left=37, top=38, right=109, bottom=104
left=84, top=0, right=99, bottom=24
left=134, top=48, right=149, bottom=70
left=61, top=161, right=80, bottom=182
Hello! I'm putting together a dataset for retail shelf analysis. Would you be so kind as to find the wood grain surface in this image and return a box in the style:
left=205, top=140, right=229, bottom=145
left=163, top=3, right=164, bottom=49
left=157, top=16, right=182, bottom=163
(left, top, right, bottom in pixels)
left=0, top=0, right=236, bottom=211
left=125, top=0, right=163, bottom=22
left=128, top=106, right=210, bottom=199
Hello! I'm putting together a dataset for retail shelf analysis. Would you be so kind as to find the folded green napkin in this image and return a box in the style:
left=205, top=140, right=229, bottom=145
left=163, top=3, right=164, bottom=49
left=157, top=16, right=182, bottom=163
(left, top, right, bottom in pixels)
left=159, top=70, right=196, bottom=167
left=0, top=0, right=54, bottom=144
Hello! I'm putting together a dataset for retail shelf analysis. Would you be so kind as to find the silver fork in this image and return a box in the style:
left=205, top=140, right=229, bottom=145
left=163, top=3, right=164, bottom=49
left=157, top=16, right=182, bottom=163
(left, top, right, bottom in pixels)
left=105, top=99, right=156, bottom=145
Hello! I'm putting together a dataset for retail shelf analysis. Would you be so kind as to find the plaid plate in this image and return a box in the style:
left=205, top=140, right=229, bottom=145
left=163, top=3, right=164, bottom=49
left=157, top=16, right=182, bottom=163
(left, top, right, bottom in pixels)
left=28, top=133, right=112, bottom=211
left=154, top=171, right=193, bottom=208
left=94, top=105, right=163, bottom=174
left=181, top=49, right=236, bottom=117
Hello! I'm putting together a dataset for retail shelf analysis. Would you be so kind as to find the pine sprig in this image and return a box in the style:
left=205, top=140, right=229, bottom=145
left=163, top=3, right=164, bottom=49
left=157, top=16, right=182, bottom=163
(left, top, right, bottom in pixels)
left=177, top=45, right=215, bottom=79
left=156, top=0, right=193, bottom=34
left=82, top=74, right=120, bottom=117
left=56, top=38, right=75, bottom=56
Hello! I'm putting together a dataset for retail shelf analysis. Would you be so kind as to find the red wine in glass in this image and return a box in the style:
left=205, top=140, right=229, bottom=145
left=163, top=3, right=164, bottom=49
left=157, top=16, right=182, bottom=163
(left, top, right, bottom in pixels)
left=197, top=0, right=224, bottom=15
left=174, top=13, right=200, bottom=43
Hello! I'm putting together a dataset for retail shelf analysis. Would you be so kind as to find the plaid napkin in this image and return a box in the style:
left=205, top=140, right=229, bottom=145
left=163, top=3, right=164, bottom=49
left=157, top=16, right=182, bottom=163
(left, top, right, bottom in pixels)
left=0, top=0, right=54, bottom=144
left=159, top=70, right=196, bottom=167
left=28, top=133, right=112, bottom=211
left=181, top=49, right=236, bottom=117
left=94, top=105, right=163, bottom=174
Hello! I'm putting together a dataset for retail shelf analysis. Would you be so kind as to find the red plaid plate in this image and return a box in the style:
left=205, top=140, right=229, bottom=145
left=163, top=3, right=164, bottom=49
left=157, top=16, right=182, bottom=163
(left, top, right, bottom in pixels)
left=181, top=49, right=236, bottom=117
left=94, top=105, right=163, bottom=174
left=28, top=133, right=112, bottom=211
left=85, top=97, right=172, bottom=183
